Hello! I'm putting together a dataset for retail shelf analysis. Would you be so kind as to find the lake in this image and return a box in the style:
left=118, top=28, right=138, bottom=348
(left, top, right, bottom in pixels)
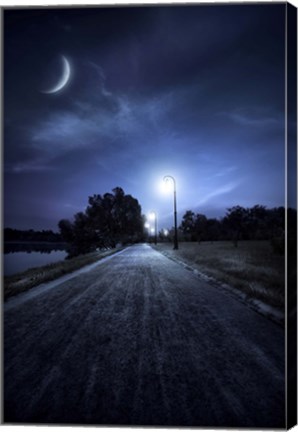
left=4, top=243, right=68, bottom=276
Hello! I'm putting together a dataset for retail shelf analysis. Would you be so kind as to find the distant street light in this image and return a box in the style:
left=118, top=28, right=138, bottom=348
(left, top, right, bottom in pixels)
left=144, top=222, right=150, bottom=242
left=163, top=175, right=178, bottom=250
left=149, top=211, right=157, bottom=245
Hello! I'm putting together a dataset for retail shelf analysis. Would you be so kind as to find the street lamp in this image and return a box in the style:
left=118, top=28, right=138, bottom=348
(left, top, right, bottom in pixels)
left=163, top=175, right=178, bottom=250
left=149, top=211, right=157, bottom=245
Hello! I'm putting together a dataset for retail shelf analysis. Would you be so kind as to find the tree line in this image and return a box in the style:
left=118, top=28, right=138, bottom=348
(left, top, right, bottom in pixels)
left=4, top=196, right=296, bottom=258
left=58, top=187, right=144, bottom=257
left=170, top=205, right=296, bottom=254
left=4, top=228, right=62, bottom=243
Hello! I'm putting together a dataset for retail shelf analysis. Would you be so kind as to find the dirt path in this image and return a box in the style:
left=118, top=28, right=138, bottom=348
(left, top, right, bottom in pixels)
left=4, top=244, right=285, bottom=427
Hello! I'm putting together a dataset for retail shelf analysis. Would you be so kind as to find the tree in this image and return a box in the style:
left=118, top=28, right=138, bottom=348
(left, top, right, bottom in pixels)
left=86, top=193, right=116, bottom=247
left=4, top=228, right=62, bottom=243
left=58, top=187, right=144, bottom=256
left=58, top=219, right=74, bottom=243
left=248, top=205, right=268, bottom=239
left=223, top=206, right=249, bottom=246
left=205, top=218, right=221, bottom=242
left=72, top=212, right=98, bottom=255
left=195, top=214, right=208, bottom=243
left=180, top=210, right=196, bottom=240
left=86, top=187, right=143, bottom=246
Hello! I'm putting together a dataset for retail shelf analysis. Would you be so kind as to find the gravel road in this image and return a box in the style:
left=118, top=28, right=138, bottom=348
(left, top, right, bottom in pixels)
left=4, top=244, right=285, bottom=427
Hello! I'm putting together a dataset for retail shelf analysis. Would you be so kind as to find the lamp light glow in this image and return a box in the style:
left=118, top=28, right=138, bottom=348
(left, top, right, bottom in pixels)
left=163, top=175, right=178, bottom=250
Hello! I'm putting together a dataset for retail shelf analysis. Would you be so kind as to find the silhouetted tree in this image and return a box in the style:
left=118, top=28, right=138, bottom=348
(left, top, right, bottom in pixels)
left=223, top=206, right=250, bottom=246
left=180, top=210, right=196, bottom=240
left=58, top=219, right=74, bottom=243
left=177, top=205, right=294, bottom=250
left=205, top=218, right=221, bottom=242
left=58, top=187, right=144, bottom=256
left=195, top=214, right=208, bottom=243
left=4, top=228, right=62, bottom=243
left=248, top=205, right=268, bottom=239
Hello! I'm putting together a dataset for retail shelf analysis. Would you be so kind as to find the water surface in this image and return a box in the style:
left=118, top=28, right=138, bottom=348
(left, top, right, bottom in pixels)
left=4, top=247, right=67, bottom=276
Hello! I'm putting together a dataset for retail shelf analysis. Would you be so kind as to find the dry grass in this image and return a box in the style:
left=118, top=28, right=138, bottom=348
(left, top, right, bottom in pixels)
left=4, top=247, right=123, bottom=301
left=153, top=241, right=285, bottom=309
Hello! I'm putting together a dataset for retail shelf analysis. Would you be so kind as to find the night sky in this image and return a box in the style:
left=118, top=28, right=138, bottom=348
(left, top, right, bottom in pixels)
left=4, top=3, right=290, bottom=231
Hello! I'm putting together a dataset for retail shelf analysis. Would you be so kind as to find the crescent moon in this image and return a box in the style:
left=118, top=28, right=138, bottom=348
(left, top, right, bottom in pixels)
left=42, top=56, right=71, bottom=94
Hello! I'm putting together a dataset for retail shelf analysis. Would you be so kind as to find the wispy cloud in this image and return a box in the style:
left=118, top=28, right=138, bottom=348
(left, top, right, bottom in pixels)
left=88, top=61, right=113, bottom=97
left=31, top=112, right=91, bottom=144
left=197, top=181, right=239, bottom=205
left=29, top=70, right=175, bottom=162
left=6, top=160, right=56, bottom=174
left=211, top=166, right=238, bottom=178
left=218, top=107, right=284, bottom=127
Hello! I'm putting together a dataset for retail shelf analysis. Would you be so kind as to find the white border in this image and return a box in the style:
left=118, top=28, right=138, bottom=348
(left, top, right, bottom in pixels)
left=1, top=2, right=297, bottom=432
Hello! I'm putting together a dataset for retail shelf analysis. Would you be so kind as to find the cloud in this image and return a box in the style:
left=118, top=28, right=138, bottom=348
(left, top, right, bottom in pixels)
left=7, top=79, right=175, bottom=175
left=197, top=181, right=240, bottom=205
left=88, top=61, right=113, bottom=98
left=218, top=107, right=284, bottom=128
left=10, top=55, right=209, bottom=178
left=32, top=112, right=88, bottom=144
left=211, top=166, right=238, bottom=179
left=6, top=160, right=56, bottom=174
left=29, top=75, right=175, bottom=160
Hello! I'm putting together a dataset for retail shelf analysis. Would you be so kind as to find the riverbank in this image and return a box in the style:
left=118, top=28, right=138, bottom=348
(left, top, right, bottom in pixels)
left=4, top=247, right=124, bottom=301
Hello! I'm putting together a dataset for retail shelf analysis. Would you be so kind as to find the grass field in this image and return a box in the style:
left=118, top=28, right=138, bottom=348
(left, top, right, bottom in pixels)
left=153, top=241, right=285, bottom=310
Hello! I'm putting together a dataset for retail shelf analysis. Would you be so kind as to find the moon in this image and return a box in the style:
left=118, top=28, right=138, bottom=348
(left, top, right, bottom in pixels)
left=42, top=55, right=71, bottom=94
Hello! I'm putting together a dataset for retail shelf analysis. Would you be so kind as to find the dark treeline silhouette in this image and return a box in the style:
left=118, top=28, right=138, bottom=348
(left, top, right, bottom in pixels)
left=4, top=228, right=62, bottom=243
left=58, top=187, right=144, bottom=257
left=178, top=205, right=296, bottom=253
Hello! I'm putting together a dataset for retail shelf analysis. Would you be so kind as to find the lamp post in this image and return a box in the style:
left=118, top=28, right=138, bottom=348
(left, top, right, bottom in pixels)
left=149, top=211, right=157, bottom=245
left=163, top=175, right=178, bottom=250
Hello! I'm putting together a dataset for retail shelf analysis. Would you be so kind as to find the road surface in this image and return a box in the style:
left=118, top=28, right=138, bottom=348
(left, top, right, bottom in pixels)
left=4, top=244, right=285, bottom=427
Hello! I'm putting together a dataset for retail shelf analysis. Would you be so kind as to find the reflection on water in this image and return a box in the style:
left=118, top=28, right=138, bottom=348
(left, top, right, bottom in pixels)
left=4, top=243, right=68, bottom=276
left=4, top=242, right=66, bottom=254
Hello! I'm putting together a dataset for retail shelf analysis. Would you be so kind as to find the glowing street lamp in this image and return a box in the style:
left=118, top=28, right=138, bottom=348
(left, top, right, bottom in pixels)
left=163, top=175, right=178, bottom=250
left=149, top=211, right=157, bottom=245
